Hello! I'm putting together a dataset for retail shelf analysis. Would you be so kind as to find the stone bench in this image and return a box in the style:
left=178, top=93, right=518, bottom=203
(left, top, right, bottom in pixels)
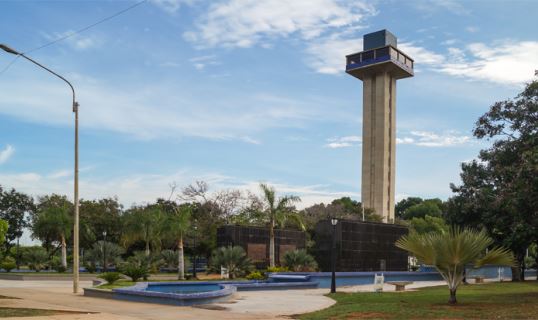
left=386, top=281, right=413, bottom=291
left=471, top=276, right=485, bottom=284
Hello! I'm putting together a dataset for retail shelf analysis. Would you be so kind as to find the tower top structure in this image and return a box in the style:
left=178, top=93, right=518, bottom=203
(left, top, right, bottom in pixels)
left=346, top=30, right=414, bottom=81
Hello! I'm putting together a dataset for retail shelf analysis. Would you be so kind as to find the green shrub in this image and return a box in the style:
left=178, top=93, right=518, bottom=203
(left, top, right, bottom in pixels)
left=49, top=256, right=67, bottom=273
left=24, top=247, right=48, bottom=272
left=283, top=249, right=318, bottom=272
left=246, top=271, right=265, bottom=280
left=120, top=262, right=149, bottom=282
left=98, top=272, right=122, bottom=284
left=209, top=246, right=253, bottom=279
left=1, top=256, right=17, bottom=272
left=266, top=266, right=289, bottom=273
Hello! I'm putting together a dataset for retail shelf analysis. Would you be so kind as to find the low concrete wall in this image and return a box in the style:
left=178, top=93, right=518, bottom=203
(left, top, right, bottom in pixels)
left=0, top=273, right=97, bottom=281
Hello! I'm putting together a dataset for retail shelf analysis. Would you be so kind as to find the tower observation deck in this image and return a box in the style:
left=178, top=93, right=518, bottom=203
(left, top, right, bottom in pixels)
left=346, top=30, right=414, bottom=222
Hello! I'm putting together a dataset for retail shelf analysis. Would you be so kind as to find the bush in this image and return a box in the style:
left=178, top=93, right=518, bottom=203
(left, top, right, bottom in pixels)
left=209, top=246, right=253, bottom=279
left=266, top=266, right=289, bottom=273
left=1, top=256, right=17, bottom=272
left=49, top=256, right=67, bottom=273
left=246, top=271, right=265, bottom=280
left=120, top=261, right=149, bottom=282
left=283, top=249, right=318, bottom=272
left=24, top=247, right=48, bottom=272
left=98, top=272, right=122, bottom=284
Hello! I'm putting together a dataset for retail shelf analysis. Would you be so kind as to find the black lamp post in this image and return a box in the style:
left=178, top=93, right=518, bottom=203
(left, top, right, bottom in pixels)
left=193, top=222, right=198, bottom=279
left=102, top=231, right=107, bottom=273
left=331, top=217, right=338, bottom=293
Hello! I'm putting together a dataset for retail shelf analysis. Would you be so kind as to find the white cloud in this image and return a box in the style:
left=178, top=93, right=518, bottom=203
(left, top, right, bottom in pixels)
left=410, top=0, right=470, bottom=15
left=0, top=145, right=14, bottom=164
left=399, top=43, right=445, bottom=65
left=189, top=55, right=219, bottom=70
left=306, top=35, right=362, bottom=74
left=0, top=168, right=356, bottom=209
left=397, top=131, right=471, bottom=147
left=439, top=41, right=538, bottom=85
left=150, top=0, right=196, bottom=13
left=0, top=76, right=324, bottom=142
left=42, top=31, right=102, bottom=50
left=325, top=135, right=361, bottom=148
left=184, top=0, right=375, bottom=48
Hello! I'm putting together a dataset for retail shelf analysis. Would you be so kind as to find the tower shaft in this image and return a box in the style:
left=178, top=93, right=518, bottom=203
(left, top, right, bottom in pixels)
left=361, top=73, right=396, bottom=222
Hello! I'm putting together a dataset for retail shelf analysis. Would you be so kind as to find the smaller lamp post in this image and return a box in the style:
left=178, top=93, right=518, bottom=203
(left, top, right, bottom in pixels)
left=331, top=217, right=338, bottom=293
left=102, top=231, right=107, bottom=273
left=193, top=221, right=198, bottom=279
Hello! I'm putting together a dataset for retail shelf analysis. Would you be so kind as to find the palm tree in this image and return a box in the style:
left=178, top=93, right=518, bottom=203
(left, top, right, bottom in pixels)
left=210, top=246, right=253, bottom=279
left=396, top=227, right=514, bottom=304
left=259, top=183, right=303, bottom=267
left=122, top=206, right=165, bottom=256
left=162, top=203, right=192, bottom=280
left=32, top=205, right=72, bottom=268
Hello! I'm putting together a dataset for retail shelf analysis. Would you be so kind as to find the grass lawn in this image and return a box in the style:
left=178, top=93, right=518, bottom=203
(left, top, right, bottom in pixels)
left=0, top=307, right=83, bottom=318
left=96, top=280, right=137, bottom=289
left=300, top=281, right=538, bottom=320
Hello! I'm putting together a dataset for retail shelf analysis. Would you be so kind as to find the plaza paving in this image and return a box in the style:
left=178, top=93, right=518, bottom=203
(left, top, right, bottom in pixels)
left=0, top=279, right=448, bottom=319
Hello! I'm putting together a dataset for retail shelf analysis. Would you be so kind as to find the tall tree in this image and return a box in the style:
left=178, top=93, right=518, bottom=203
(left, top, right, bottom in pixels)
left=0, top=186, right=34, bottom=251
left=159, top=198, right=192, bottom=280
left=32, top=195, right=73, bottom=267
left=79, top=198, right=123, bottom=249
left=448, top=79, right=538, bottom=281
left=259, top=183, right=302, bottom=267
left=122, top=204, right=165, bottom=256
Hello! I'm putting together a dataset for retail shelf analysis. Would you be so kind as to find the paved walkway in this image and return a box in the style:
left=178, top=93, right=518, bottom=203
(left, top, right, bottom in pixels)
left=0, top=279, right=456, bottom=319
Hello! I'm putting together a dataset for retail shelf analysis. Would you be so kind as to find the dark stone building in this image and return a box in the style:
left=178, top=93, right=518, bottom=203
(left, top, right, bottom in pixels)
left=312, top=219, right=408, bottom=272
left=216, top=225, right=306, bottom=268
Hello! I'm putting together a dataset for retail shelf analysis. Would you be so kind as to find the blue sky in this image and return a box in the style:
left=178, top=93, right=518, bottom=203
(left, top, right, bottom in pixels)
left=1, top=0, right=537, bottom=211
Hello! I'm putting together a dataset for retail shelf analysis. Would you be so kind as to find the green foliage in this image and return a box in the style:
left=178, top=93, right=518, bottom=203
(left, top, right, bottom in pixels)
left=408, top=215, right=449, bottom=234
left=79, top=198, right=123, bottom=250
left=396, top=227, right=515, bottom=304
left=266, top=266, right=289, bottom=273
left=122, top=205, right=165, bottom=255
left=246, top=271, right=265, bottom=280
left=23, top=247, right=48, bottom=272
left=0, top=219, right=8, bottom=246
left=0, top=187, right=34, bottom=251
left=1, top=256, right=16, bottom=272
left=395, top=197, right=423, bottom=219
left=210, top=246, right=253, bottom=279
left=98, top=272, right=122, bottom=284
left=283, top=249, right=318, bottom=272
left=403, top=200, right=443, bottom=220
left=448, top=80, right=538, bottom=281
left=84, top=241, right=124, bottom=271
left=120, top=260, right=149, bottom=282
left=49, top=256, right=67, bottom=273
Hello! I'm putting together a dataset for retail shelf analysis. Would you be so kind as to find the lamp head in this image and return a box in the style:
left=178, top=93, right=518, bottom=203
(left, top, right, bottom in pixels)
left=0, top=44, right=20, bottom=55
left=331, top=218, right=338, bottom=226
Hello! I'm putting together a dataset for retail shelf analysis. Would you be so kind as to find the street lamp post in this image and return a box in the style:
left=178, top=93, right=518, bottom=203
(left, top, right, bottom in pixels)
left=193, top=222, right=198, bottom=279
left=102, top=231, right=107, bottom=273
left=330, top=218, right=338, bottom=294
left=0, top=44, right=80, bottom=293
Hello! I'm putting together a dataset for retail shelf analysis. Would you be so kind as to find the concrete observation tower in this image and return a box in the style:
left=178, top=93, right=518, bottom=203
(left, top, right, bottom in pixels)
left=345, top=30, right=414, bottom=222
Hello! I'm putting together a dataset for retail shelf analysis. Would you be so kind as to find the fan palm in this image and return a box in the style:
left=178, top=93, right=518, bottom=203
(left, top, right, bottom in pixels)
left=396, top=227, right=515, bottom=304
left=210, top=246, right=253, bottom=279
left=259, top=183, right=303, bottom=267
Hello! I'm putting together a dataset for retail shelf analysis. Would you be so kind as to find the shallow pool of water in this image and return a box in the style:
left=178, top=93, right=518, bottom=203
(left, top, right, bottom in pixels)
left=145, top=283, right=222, bottom=294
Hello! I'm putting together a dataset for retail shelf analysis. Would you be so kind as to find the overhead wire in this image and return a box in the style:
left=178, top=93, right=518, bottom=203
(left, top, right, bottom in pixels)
left=0, top=0, right=148, bottom=76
